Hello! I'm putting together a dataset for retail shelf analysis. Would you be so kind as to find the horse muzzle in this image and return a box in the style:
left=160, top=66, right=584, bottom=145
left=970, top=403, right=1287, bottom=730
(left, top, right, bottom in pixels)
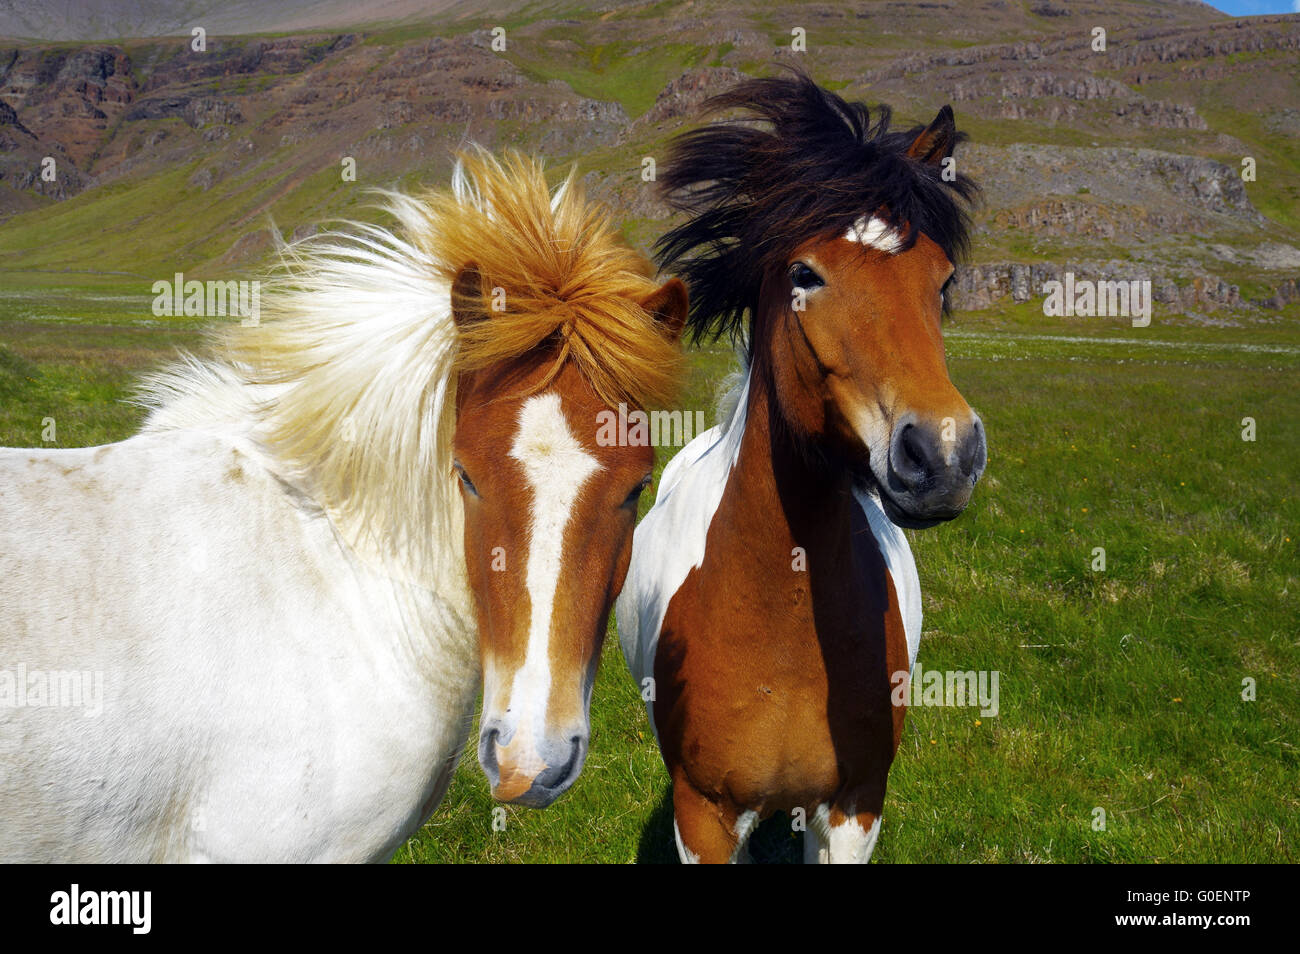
left=477, top=718, right=588, bottom=808
left=881, top=410, right=987, bottom=528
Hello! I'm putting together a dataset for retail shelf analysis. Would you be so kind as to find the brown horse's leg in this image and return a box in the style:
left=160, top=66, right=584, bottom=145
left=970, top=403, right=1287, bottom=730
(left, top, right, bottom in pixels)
left=671, top=770, right=743, bottom=864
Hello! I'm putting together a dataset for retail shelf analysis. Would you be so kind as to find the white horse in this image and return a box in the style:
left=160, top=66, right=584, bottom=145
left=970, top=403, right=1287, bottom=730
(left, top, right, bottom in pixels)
left=0, top=150, right=686, bottom=861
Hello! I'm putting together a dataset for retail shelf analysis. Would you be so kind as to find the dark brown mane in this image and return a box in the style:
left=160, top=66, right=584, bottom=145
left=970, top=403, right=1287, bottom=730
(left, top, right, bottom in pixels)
left=655, top=70, right=979, bottom=347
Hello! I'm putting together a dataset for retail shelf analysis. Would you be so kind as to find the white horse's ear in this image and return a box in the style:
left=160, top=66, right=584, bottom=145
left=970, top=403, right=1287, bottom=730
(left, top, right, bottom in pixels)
left=451, top=265, right=489, bottom=328
left=641, top=277, right=688, bottom=343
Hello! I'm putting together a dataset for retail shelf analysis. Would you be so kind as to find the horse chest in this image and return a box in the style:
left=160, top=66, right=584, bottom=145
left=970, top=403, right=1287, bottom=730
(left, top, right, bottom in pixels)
left=653, top=508, right=907, bottom=811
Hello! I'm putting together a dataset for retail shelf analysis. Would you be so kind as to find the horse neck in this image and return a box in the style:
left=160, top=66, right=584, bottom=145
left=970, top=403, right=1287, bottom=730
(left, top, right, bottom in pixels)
left=725, top=337, right=856, bottom=552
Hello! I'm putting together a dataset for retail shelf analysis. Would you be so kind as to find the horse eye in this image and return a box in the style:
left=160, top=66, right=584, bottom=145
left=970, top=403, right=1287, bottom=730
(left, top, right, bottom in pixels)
left=940, top=275, right=955, bottom=310
left=789, top=263, right=825, bottom=290
left=453, top=462, right=478, bottom=497
left=623, top=477, right=652, bottom=508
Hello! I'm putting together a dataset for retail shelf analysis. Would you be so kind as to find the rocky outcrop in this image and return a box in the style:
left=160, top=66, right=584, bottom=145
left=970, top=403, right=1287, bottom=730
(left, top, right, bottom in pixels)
left=1110, top=97, right=1205, bottom=129
left=961, top=144, right=1265, bottom=235
left=1109, top=16, right=1300, bottom=70
left=124, top=96, right=244, bottom=127
left=132, top=36, right=349, bottom=93
left=0, top=44, right=136, bottom=166
left=634, top=67, right=744, bottom=129
left=1144, top=153, right=1261, bottom=220
left=0, top=28, right=633, bottom=209
left=0, top=45, right=135, bottom=109
left=0, top=99, right=32, bottom=136
left=864, top=17, right=1300, bottom=79
left=951, top=261, right=1245, bottom=313
left=0, top=97, right=86, bottom=201
left=1254, top=279, right=1300, bottom=310
left=950, top=71, right=1131, bottom=103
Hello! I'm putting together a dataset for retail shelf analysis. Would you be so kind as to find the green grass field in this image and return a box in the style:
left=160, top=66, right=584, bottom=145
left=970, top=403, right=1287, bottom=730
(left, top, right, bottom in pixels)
left=2, top=285, right=1295, bottom=863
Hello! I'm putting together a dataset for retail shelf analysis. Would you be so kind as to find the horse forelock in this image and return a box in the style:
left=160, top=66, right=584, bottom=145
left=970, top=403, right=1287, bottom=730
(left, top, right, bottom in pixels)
left=418, top=148, right=683, bottom=412
left=654, top=69, right=979, bottom=348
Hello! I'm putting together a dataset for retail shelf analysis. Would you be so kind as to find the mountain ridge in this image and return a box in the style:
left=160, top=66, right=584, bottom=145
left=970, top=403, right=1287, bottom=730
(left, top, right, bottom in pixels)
left=0, top=0, right=1295, bottom=321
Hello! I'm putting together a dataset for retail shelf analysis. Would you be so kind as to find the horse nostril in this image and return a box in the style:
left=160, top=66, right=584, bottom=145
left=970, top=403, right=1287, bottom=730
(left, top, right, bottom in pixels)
left=534, top=735, right=585, bottom=791
left=477, top=726, right=501, bottom=785
left=892, top=422, right=936, bottom=492
left=901, top=425, right=928, bottom=472
left=961, top=417, right=988, bottom=480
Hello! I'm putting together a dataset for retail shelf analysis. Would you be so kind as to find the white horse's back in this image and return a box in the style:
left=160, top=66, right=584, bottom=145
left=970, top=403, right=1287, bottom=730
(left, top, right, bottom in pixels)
left=0, top=432, right=476, bottom=861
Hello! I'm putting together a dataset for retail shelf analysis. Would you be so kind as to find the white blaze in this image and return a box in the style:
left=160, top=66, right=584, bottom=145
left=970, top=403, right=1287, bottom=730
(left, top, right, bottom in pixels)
left=500, top=392, right=601, bottom=758
left=845, top=215, right=904, bottom=254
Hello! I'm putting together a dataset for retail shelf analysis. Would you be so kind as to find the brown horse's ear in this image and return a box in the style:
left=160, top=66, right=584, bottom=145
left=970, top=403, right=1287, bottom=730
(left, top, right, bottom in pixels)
left=907, top=105, right=958, bottom=166
left=451, top=264, right=489, bottom=329
left=641, top=277, right=688, bottom=342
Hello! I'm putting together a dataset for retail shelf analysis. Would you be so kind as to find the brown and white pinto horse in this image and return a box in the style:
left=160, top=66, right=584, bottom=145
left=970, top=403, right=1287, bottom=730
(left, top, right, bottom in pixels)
left=617, top=75, right=985, bottom=862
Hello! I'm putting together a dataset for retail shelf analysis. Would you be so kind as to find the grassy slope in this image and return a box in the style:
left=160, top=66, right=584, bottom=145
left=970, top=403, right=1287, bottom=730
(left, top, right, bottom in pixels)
left=395, top=311, right=1300, bottom=863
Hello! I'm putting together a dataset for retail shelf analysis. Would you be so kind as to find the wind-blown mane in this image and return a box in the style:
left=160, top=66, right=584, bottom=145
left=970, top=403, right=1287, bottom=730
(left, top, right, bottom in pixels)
left=422, top=152, right=682, bottom=408
left=138, top=149, right=681, bottom=585
left=655, top=71, right=979, bottom=347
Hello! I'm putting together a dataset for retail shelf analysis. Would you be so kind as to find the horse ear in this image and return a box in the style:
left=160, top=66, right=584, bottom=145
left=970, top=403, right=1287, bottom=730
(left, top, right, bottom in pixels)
left=451, top=265, right=489, bottom=328
left=641, top=277, right=688, bottom=342
left=907, top=105, right=957, bottom=166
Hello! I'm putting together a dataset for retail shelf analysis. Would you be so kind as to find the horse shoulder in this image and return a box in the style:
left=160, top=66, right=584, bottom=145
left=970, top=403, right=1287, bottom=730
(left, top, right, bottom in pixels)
left=616, top=423, right=733, bottom=692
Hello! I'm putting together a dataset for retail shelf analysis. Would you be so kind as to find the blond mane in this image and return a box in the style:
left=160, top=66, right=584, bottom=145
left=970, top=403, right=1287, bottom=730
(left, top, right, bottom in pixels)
left=138, top=148, right=682, bottom=586
left=416, top=150, right=682, bottom=408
